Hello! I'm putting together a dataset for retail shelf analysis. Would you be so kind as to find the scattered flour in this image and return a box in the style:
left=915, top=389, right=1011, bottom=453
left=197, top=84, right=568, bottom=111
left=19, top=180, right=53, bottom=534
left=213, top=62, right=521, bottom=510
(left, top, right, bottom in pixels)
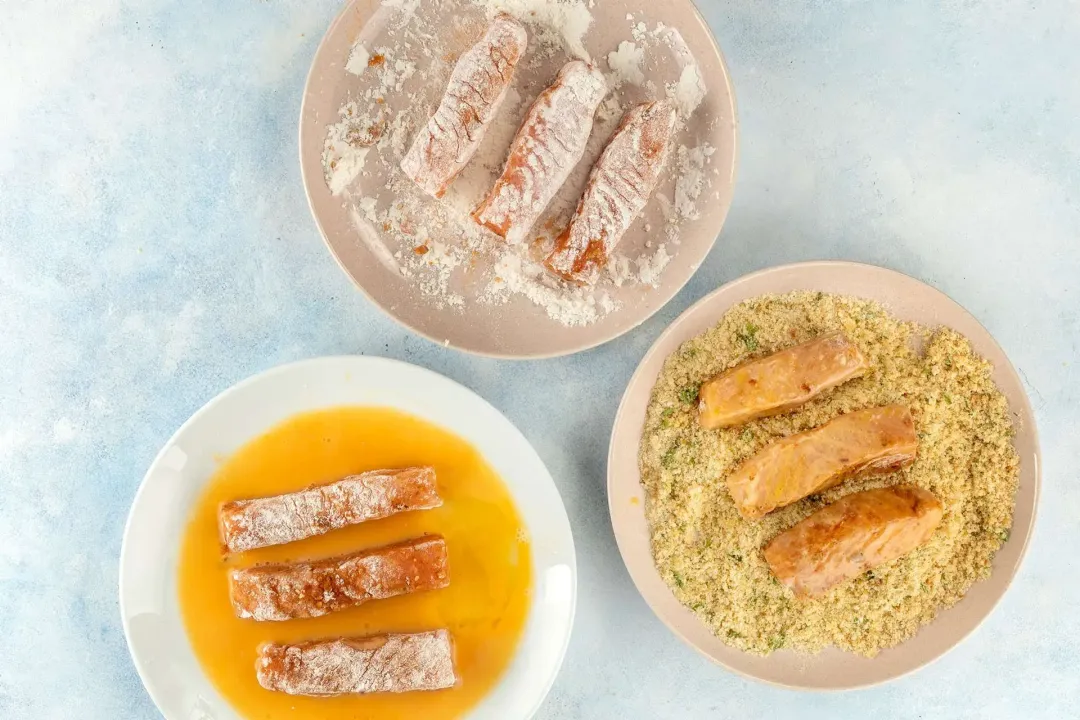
left=321, top=0, right=718, bottom=328
left=358, top=195, right=379, bottom=222
left=326, top=147, right=370, bottom=196
left=414, top=241, right=466, bottom=308
left=346, top=42, right=371, bottom=76
left=674, top=142, right=715, bottom=221
left=482, top=250, right=605, bottom=326
left=636, top=243, right=671, bottom=287
left=481, top=0, right=594, bottom=59
left=669, top=63, right=706, bottom=119
left=382, top=0, right=423, bottom=28
left=608, top=253, right=633, bottom=287
left=323, top=102, right=382, bottom=195
left=606, top=41, right=645, bottom=86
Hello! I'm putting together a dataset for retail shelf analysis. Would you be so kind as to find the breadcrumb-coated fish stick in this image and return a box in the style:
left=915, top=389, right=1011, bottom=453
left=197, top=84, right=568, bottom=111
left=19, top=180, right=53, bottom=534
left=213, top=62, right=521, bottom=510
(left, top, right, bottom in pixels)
left=473, top=60, right=608, bottom=243
left=764, top=485, right=943, bottom=598
left=218, top=467, right=441, bottom=553
left=727, top=405, right=919, bottom=519
left=400, top=13, right=528, bottom=198
left=698, top=333, right=869, bottom=429
left=257, top=630, right=457, bottom=696
left=544, top=100, right=677, bottom=282
left=229, top=536, right=449, bottom=621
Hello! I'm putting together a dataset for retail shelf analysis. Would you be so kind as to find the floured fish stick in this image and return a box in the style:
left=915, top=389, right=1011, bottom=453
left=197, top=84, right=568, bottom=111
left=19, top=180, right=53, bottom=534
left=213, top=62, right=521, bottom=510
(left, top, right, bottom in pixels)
left=698, top=333, right=870, bottom=430
left=257, top=630, right=457, bottom=696
left=219, top=467, right=441, bottom=553
left=473, top=60, right=608, bottom=243
left=727, top=405, right=919, bottom=519
left=400, top=13, right=528, bottom=198
left=229, top=536, right=449, bottom=621
left=544, top=100, right=677, bottom=282
left=764, top=485, right=943, bottom=598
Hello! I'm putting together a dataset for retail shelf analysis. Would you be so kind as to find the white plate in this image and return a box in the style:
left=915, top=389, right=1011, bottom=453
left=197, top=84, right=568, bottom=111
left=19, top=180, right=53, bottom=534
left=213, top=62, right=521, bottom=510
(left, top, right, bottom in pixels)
left=301, top=0, right=738, bottom=358
left=119, top=356, right=576, bottom=719
left=608, top=262, right=1040, bottom=690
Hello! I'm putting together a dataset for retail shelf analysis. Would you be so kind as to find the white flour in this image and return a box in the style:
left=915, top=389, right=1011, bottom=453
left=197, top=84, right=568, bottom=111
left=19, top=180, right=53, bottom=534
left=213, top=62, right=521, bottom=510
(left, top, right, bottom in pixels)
left=482, top=250, right=608, bottom=326
left=606, top=41, right=645, bottom=87
left=674, top=142, right=715, bottom=221
left=323, top=0, right=714, bottom=327
left=481, top=0, right=594, bottom=59
left=669, top=63, right=706, bottom=119
left=323, top=102, right=377, bottom=195
left=636, top=243, right=671, bottom=287
left=346, top=42, right=371, bottom=76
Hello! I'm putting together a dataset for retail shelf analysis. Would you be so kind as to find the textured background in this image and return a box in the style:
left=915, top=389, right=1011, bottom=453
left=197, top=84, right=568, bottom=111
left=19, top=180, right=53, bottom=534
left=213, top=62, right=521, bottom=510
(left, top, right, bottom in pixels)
left=2, top=0, right=1078, bottom=718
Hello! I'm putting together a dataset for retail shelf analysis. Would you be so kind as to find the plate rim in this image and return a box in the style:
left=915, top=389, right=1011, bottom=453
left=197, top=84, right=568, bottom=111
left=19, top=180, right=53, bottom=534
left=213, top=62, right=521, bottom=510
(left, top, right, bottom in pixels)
left=298, top=0, right=740, bottom=360
left=605, top=260, right=1042, bottom=691
left=118, top=355, right=578, bottom=718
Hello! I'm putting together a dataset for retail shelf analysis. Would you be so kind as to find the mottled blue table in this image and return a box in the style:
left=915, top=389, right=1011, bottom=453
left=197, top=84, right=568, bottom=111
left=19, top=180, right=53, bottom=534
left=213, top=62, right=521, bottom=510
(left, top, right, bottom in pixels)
left=2, top=1, right=1077, bottom=717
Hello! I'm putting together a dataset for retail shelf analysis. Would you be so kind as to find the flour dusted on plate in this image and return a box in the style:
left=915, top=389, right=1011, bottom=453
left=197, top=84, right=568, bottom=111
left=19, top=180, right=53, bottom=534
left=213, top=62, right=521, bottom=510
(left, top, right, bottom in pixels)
left=346, top=42, right=371, bottom=76
left=606, top=41, right=645, bottom=87
left=669, top=63, right=706, bottom=119
left=323, top=43, right=418, bottom=195
left=481, top=250, right=615, bottom=326
left=674, top=142, right=716, bottom=222
left=323, top=102, right=377, bottom=195
left=480, top=0, right=594, bottom=59
left=323, top=0, right=716, bottom=327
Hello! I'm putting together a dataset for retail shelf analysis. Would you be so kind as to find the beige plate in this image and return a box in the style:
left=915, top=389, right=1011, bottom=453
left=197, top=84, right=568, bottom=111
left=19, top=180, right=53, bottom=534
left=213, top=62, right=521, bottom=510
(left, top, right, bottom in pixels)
left=300, top=0, right=737, bottom=358
left=607, top=261, right=1041, bottom=690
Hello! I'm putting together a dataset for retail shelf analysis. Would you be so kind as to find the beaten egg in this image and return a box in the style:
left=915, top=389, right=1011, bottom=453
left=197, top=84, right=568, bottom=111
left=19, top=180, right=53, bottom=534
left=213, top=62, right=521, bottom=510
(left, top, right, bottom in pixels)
left=178, top=406, right=532, bottom=719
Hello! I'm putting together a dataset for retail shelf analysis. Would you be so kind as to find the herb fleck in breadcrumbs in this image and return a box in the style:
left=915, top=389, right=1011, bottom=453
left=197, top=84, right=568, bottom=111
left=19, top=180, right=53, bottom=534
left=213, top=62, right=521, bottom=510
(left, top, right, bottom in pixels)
left=678, top=385, right=699, bottom=404
left=639, top=292, right=1020, bottom=657
left=736, top=323, right=760, bottom=351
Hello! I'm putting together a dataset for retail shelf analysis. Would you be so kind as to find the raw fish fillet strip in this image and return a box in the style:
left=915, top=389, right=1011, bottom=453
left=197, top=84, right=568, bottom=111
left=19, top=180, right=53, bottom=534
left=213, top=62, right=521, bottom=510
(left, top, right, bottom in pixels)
left=544, top=100, right=677, bottom=282
left=473, top=60, right=608, bottom=243
left=400, top=13, right=528, bottom=198
left=257, top=630, right=457, bottom=696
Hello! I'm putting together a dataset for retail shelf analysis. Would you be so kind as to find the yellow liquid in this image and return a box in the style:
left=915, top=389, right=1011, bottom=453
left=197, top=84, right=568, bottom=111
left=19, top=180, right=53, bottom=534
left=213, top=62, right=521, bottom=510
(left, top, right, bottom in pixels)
left=177, top=407, right=532, bottom=720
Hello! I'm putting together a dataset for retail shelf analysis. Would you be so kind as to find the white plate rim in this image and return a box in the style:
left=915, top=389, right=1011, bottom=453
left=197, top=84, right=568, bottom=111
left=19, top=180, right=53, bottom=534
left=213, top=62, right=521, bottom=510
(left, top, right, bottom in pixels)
left=297, top=0, right=741, bottom=360
left=119, top=355, right=577, bottom=719
left=606, top=260, right=1042, bottom=691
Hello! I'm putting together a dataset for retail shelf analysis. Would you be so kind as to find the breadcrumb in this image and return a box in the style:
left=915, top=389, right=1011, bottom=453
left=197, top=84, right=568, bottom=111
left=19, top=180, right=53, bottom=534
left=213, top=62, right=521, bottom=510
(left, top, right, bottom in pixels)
left=639, top=292, right=1019, bottom=656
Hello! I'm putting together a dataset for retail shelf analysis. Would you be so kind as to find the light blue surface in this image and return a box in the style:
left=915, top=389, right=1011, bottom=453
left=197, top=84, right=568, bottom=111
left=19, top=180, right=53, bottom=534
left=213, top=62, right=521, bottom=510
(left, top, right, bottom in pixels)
left=1, top=0, right=1077, bottom=718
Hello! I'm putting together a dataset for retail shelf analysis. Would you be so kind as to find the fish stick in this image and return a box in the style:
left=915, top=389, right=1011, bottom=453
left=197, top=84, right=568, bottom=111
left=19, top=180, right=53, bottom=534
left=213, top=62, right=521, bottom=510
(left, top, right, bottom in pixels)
left=218, top=467, right=441, bottom=553
left=544, top=100, right=677, bottom=282
left=698, top=333, right=870, bottom=429
left=473, top=60, right=608, bottom=243
left=727, top=405, right=919, bottom=519
left=229, top=536, right=449, bottom=621
left=400, top=13, right=528, bottom=198
left=257, top=630, right=457, bottom=696
left=764, top=485, right=943, bottom=598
